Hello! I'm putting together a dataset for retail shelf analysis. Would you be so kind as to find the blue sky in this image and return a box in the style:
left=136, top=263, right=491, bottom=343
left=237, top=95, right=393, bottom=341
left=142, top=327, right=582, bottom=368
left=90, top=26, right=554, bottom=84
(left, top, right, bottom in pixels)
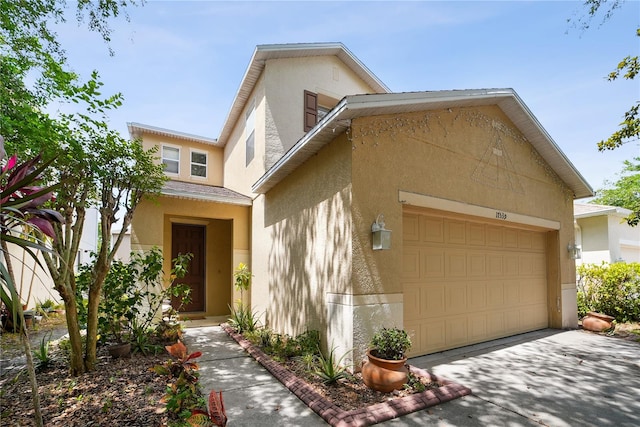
left=53, top=0, right=639, bottom=195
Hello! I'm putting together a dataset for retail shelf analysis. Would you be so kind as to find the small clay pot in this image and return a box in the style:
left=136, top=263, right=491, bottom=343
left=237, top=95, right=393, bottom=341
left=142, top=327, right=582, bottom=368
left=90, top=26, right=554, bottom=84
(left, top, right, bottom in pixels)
left=582, top=312, right=615, bottom=332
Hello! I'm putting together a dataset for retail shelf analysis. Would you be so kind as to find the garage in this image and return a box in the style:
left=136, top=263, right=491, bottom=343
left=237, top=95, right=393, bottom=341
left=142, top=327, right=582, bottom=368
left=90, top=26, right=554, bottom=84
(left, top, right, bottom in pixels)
left=403, top=207, right=549, bottom=357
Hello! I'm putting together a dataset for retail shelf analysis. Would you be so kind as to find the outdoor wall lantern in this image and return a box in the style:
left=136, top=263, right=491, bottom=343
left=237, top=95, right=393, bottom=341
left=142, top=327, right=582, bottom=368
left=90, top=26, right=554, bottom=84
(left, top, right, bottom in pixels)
left=567, top=243, right=582, bottom=260
left=372, top=214, right=391, bottom=250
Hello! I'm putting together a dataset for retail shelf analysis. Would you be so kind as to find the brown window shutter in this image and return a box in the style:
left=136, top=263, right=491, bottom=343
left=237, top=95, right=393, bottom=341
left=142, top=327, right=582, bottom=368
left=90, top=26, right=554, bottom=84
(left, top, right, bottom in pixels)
left=304, top=90, right=318, bottom=132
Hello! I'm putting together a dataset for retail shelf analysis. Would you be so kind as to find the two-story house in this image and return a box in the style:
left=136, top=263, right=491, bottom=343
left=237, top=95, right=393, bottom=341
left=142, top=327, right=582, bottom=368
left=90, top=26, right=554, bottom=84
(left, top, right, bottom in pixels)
left=129, top=43, right=592, bottom=365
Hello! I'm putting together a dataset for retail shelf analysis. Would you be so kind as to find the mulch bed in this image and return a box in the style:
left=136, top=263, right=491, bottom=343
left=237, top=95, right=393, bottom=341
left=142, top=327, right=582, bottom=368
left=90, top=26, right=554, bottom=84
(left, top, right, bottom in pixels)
left=221, top=323, right=472, bottom=427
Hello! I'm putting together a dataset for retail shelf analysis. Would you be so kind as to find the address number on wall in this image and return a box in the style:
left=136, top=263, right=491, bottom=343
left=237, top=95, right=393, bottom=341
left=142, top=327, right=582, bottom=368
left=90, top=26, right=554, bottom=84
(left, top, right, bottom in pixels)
left=495, top=211, right=508, bottom=220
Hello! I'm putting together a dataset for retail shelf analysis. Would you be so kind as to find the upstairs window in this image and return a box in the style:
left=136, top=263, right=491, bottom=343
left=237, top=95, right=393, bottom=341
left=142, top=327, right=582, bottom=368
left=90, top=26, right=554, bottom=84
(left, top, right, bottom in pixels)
left=245, top=98, right=255, bottom=166
left=162, top=145, right=180, bottom=174
left=191, top=150, right=207, bottom=178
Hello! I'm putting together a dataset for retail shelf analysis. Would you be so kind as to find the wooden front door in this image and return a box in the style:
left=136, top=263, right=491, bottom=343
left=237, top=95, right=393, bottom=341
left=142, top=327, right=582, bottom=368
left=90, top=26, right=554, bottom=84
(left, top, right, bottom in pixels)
left=172, top=223, right=206, bottom=312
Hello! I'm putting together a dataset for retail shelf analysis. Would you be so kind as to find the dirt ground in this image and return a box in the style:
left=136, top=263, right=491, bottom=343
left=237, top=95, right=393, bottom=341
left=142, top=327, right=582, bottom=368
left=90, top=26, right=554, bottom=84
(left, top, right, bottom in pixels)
left=1, top=318, right=638, bottom=426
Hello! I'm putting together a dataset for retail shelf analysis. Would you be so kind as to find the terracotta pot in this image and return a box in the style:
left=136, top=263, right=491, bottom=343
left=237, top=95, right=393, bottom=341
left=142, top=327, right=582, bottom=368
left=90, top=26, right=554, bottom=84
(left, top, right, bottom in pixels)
left=582, top=312, right=615, bottom=332
left=361, top=350, right=408, bottom=392
left=108, top=342, right=131, bottom=359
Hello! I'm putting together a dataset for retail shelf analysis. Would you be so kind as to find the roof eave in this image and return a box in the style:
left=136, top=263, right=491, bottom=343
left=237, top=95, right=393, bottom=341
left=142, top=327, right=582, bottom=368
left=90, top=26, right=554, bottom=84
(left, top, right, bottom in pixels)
left=128, top=122, right=219, bottom=146
left=161, top=188, right=252, bottom=206
left=252, top=89, right=594, bottom=199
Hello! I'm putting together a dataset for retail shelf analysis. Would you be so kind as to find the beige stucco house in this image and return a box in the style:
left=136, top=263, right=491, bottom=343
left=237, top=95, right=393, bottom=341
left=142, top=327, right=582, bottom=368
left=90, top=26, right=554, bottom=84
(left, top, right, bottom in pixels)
left=574, top=203, right=640, bottom=265
left=129, top=43, right=593, bottom=365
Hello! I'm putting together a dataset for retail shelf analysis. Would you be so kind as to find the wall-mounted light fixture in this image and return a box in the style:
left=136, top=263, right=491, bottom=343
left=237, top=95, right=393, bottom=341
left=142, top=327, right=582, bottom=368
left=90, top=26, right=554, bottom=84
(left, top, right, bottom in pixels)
left=372, top=214, right=391, bottom=250
left=567, top=243, right=582, bottom=260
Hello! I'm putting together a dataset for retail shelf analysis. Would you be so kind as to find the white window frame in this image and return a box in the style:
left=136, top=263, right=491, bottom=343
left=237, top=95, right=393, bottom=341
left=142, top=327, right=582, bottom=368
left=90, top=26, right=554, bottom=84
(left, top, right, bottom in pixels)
left=162, top=144, right=180, bottom=175
left=190, top=149, right=208, bottom=179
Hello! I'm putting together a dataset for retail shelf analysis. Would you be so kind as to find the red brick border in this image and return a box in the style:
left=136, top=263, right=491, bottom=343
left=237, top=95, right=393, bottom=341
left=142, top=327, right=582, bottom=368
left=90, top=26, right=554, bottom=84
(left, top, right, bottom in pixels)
left=221, top=324, right=472, bottom=426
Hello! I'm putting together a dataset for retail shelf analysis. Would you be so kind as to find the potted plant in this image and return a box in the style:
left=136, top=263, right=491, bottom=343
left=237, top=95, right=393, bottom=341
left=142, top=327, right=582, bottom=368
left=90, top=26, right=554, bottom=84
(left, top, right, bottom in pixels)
left=362, top=327, right=412, bottom=392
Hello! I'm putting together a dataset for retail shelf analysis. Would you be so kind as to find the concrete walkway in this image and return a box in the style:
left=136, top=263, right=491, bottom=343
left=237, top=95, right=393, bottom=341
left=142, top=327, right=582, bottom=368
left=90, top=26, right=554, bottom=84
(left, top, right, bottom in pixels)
left=183, top=326, right=640, bottom=426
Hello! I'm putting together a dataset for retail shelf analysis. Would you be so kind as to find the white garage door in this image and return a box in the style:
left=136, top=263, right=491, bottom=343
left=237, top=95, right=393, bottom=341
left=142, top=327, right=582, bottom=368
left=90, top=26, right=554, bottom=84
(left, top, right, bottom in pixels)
left=403, top=208, right=548, bottom=357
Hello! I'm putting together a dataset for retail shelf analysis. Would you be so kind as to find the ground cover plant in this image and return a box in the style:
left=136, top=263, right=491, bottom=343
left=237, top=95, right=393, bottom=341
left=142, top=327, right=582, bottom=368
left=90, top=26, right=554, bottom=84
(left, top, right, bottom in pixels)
left=232, top=324, right=439, bottom=412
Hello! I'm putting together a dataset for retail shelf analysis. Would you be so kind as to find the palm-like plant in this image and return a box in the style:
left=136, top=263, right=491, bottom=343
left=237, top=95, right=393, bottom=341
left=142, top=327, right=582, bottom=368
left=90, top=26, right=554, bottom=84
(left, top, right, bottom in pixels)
left=1, top=144, right=63, bottom=320
left=1, top=136, right=64, bottom=427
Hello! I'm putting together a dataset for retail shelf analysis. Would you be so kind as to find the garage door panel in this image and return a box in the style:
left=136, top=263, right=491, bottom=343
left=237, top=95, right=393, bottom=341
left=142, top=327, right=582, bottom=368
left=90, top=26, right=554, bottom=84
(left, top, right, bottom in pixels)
left=446, top=251, right=467, bottom=277
left=504, top=280, right=520, bottom=304
left=445, top=220, right=466, bottom=244
left=467, top=223, right=485, bottom=246
left=487, top=282, right=504, bottom=307
left=468, top=253, right=486, bottom=276
left=446, top=318, right=468, bottom=346
left=504, top=229, right=518, bottom=248
left=504, top=310, right=521, bottom=333
left=487, top=254, right=503, bottom=276
left=487, top=312, right=505, bottom=336
left=467, top=282, right=487, bottom=310
left=403, top=214, right=420, bottom=242
left=423, top=284, right=446, bottom=316
left=422, top=249, right=445, bottom=278
left=403, top=248, right=420, bottom=279
left=422, top=216, right=444, bottom=243
left=403, top=210, right=548, bottom=357
left=487, top=226, right=503, bottom=247
left=445, top=283, right=467, bottom=314
left=468, top=314, right=487, bottom=340
left=518, top=230, right=533, bottom=249
left=521, top=304, right=547, bottom=329
left=504, top=254, right=519, bottom=275
left=520, top=279, right=547, bottom=303
left=403, top=285, right=421, bottom=320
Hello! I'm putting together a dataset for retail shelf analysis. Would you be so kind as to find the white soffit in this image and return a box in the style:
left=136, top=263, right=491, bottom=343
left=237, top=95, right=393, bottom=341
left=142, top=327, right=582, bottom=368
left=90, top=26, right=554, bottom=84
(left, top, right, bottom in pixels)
left=252, top=89, right=594, bottom=199
left=128, top=122, right=219, bottom=146
left=217, top=43, right=389, bottom=146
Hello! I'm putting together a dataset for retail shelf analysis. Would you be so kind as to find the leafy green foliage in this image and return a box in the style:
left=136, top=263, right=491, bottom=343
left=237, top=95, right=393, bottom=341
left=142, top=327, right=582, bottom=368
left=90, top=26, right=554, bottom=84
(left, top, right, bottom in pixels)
left=592, top=157, right=640, bottom=226
left=314, top=345, right=351, bottom=384
left=227, top=303, right=259, bottom=334
left=233, top=263, right=252, bottom=294
left=577, top=262, right=640, bottom=322
left=370, top=328, right=412, bottom=360
left=33, top=333, right=53, bottom=370
left=153, top=341, right=205, bottom=422
left=75, top=247, right=192, bottom=345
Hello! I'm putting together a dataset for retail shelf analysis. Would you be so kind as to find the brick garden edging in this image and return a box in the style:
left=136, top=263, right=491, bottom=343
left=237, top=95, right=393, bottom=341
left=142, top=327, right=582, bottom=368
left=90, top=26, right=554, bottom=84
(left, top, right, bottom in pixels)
left=221, top=323, right=472, bottom=426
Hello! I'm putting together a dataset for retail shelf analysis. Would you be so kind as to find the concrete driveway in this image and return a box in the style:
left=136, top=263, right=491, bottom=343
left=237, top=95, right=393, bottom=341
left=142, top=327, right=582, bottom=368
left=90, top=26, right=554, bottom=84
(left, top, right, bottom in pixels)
left=383, top=329, right=640, bottom=426
left=185, top=326, right=640, bottom=426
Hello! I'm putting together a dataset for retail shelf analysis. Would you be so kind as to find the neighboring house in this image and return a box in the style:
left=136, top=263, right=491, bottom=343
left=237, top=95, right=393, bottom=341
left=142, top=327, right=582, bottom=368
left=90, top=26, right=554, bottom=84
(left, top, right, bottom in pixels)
left=129, top=43, right=593, bottom=364
left=574, top=203, right=640, bottom=265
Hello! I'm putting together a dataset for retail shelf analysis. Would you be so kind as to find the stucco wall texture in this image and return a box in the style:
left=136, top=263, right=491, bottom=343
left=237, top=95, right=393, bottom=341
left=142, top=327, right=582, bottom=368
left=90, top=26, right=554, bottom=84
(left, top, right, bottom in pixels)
left=256, top=104, right=578, bottom=364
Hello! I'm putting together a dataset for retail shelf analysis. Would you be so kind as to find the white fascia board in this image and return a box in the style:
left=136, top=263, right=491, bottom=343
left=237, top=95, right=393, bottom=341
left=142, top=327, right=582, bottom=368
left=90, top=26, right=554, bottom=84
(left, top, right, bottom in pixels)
left=127, top=122, right=219, bottom=146
left=161, top=188, right=252, bottom=206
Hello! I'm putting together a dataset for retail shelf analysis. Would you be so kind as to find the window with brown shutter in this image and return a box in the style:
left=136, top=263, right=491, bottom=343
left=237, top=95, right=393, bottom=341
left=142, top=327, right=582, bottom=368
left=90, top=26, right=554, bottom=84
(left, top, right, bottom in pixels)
left=304, top=90, right=318, bottom=132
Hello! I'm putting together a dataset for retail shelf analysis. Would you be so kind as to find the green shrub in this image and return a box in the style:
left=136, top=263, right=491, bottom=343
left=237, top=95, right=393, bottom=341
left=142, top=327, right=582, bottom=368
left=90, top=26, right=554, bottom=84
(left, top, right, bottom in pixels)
left=370, top=327, right=412, bottom=360
left=577, top=262, right=640, bottom=322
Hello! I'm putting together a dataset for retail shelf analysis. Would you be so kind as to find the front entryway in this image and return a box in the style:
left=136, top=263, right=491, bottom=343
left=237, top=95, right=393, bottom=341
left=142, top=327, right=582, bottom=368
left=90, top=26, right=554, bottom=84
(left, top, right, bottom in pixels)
left=403, top=208, right=549, bottom=357
left=172, top=223, right=206, bottom=312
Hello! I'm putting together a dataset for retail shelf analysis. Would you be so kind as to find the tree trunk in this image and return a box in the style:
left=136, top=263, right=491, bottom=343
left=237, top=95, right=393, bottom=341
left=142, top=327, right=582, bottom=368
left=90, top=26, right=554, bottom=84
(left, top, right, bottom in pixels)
left=84, top=284, right=101, bottom=371
left=84, top=256, right=110, bottom=371
left=63, top=298, right=86, bottom=376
